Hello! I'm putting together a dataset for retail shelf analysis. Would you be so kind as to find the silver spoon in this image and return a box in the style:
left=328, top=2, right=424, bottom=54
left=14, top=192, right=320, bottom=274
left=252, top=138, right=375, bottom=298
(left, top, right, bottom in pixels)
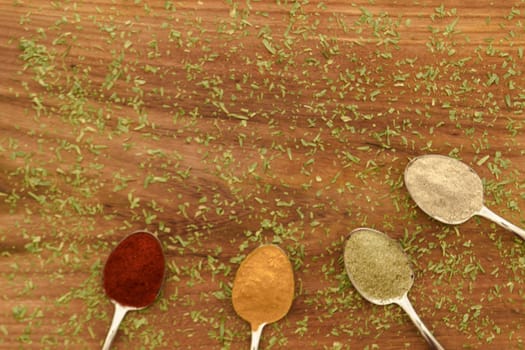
left=232, top=244, right=295, bottom=350
left=344, top=228, right=445, bottom=350
left=102, top=304, right=135, bottom=350
left=404, top=154, right=525, bottom=240
left=102, top=231, right=165, bottom=350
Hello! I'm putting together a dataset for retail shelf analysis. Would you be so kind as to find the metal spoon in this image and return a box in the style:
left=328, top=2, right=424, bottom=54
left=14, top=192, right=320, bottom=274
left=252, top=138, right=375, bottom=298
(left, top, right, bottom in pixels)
left=232, top=244, right=294, bottom=350
left=102, top=231, right=165, bottom=350
left=344, top=228, right=445, bottom=350
left=102, top=304, right=135, bottom=350
left=404, top=154, right=525, bottom=240
left=250, top=324, right=265, bottom=350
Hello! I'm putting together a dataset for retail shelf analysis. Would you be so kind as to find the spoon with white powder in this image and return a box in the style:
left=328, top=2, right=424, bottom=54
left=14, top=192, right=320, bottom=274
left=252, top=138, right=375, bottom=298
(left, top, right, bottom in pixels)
left=404, top=154, right=525, bottom=240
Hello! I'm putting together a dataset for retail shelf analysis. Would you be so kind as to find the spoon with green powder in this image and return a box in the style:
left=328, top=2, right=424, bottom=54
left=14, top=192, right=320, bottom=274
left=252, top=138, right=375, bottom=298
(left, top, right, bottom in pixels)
left=344, top=228, right=445, bottom=350
left=404, top=154, right=525, bottom=240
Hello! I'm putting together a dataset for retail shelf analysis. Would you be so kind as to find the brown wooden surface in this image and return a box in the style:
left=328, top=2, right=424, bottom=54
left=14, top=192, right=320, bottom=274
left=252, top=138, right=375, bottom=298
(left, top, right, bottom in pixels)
left=1, top=1, right=525, bottom=349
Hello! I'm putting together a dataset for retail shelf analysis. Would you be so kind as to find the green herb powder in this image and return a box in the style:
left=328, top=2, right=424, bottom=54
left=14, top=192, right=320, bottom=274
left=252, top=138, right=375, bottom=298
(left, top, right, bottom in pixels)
left=344, top=229, right=413, bottom=302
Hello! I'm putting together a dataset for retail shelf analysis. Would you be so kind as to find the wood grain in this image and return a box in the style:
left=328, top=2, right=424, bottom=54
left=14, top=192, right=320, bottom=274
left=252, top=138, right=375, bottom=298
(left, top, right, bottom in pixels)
left=1, top=1, right=524, bottom=349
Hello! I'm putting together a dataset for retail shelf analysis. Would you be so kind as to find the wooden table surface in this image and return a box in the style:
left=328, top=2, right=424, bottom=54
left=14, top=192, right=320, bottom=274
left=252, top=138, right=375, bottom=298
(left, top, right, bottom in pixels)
left=1, top=0, right=525, bottom=349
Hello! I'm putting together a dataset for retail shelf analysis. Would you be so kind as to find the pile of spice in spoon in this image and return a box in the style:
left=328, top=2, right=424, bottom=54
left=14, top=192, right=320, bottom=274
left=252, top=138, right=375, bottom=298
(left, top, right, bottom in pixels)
left=344, top=228, right=445, bottom=349
left=101, top=231, right=166, bottom=350
left=232, top=244, right=295, bottom=350
left=404, top=154, right=525, bottom=239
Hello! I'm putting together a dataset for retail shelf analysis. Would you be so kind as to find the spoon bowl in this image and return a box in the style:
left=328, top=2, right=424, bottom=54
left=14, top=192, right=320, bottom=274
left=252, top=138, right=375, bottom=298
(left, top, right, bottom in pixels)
left=404, top=154, right=525, bottom=240
left=344, top=228, right=444, bottom=350
left=102, top=231, right=165, bottom=350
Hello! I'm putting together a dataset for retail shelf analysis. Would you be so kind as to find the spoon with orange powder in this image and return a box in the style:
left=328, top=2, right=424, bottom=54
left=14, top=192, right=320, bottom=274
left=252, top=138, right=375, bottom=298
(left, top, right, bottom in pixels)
left=232, top=244, right=295, bottom=350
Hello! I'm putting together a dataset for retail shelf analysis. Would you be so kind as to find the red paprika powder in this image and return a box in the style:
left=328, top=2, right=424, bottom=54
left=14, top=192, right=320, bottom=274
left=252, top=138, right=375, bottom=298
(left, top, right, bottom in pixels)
left=103, top=231, right=165, bottom=308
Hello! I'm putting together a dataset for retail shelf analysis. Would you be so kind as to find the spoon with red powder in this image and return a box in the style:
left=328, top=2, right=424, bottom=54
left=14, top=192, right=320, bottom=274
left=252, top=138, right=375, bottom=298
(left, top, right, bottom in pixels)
left=101, top=231, right=165, bottom=350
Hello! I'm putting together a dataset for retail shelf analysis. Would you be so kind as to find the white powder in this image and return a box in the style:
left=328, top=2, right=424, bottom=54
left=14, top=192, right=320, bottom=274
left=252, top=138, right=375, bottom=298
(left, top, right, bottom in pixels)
left=404, top=155, right=484, bottom=224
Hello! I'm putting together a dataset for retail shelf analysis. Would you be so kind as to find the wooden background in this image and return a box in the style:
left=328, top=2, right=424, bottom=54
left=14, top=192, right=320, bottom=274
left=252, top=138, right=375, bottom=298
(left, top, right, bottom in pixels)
left=1, top=0, right=525, bottom=349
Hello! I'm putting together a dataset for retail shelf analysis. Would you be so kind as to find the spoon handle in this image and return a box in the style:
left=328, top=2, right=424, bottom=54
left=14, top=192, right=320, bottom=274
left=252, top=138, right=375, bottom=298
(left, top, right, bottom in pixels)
left=102, top=303, right=129, bottom=350
left=250, top=323, right=265, bottom=350
left=478, top=205, right=525, bottom=241
left=397, top=295, right=445, bottom=350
